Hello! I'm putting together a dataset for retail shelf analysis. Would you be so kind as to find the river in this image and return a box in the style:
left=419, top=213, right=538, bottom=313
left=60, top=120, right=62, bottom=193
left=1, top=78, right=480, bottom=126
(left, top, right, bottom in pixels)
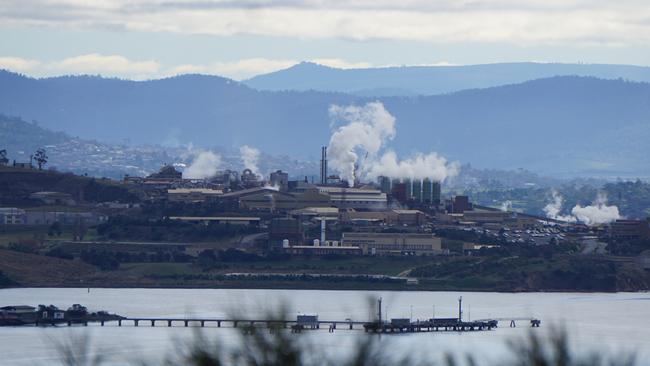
left=1, top=288, right=649, bottom=365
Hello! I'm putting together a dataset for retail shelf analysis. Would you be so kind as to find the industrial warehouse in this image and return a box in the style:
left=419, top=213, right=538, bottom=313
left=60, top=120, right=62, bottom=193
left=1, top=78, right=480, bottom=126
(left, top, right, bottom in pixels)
left=1, top=144, right=648, bottom=285
left=109, top=146, right=616, bottom=258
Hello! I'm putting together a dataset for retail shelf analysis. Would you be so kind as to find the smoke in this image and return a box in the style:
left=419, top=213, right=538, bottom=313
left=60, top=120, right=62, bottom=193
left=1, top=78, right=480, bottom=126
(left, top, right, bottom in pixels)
left=571, top=193, right=621, bottom=226
left=184, top=150, right=221, bottom=179
left=543, top=190, right=621, bottom=225
left=240, top=145, right=260, bottom=176
left=327, top=102, right=458, bottom=186
left=500, top=200, right=513, bottom=212
left=543, top=190, right=578, bottom=223
left=366, top=150, right=460, bottom=182
left=327, top=102, right=396, bottom=184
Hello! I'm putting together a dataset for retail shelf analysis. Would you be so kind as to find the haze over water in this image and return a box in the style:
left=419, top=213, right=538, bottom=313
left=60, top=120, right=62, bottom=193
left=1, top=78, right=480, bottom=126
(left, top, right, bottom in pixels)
left=1, top=288, right=649, bottom=365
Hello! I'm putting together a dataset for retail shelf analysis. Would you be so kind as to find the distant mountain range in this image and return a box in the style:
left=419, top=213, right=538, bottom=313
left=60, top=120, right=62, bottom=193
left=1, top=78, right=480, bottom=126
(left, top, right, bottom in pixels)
left=1, top=69, right=649, bottom=178
left=244, top=62, right=650, bottom=96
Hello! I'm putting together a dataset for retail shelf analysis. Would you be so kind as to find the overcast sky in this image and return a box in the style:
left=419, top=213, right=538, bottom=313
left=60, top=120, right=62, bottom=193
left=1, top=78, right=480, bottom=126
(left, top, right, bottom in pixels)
left=1, top=0, right=650, bottom=80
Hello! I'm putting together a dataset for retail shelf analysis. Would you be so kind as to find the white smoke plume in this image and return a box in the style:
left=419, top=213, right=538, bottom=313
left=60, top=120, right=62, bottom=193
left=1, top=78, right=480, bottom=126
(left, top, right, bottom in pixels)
left=366, top=150, right=460, bottom=182
left=184, top=150, right=221, bottom=179
left=240, top=145, right=261, bottom=176
left=500, top=200, right=513, bottom=212
left=571, top=193, right=621, bottom=226
left=327, top=102, right=396, bottom=184
left=543, top=190, right=621, bottom=225
left=543, top=190, right=577, bottom=223
left=327, top=102, right=458, bottom=186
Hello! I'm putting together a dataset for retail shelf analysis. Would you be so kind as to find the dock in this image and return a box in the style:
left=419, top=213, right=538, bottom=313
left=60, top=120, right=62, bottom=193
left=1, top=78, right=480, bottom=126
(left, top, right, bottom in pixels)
left=2, top=298, right=541, bottom=334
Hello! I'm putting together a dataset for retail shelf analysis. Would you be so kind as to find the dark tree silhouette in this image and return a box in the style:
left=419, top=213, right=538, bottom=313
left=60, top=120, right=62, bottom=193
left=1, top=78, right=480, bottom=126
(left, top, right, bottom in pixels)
left=0, top=149, right=8, bottom=165
left=33, top=148, right=48, bottom=170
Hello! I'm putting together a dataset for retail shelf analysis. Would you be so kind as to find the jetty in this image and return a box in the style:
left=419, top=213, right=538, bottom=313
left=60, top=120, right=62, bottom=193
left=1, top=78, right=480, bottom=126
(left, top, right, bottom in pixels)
left=1, top=297, right=540, bottom=334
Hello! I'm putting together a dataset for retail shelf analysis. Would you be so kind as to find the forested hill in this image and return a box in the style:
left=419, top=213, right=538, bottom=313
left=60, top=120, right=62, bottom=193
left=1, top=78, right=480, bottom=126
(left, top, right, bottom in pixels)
left=1, top=70, right=649, bottom=177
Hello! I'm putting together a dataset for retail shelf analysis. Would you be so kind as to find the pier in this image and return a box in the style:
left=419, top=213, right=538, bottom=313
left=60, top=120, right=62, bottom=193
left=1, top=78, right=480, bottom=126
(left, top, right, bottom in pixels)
left=3, top=298, right=541, bottom=335
left=108, top=317, right=366, bottom=330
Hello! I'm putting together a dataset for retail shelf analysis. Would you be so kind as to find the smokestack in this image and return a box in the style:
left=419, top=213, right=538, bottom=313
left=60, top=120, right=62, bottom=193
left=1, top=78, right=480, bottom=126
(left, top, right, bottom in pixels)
left=320, top=218, right=326, bottom=243
left=320, top=146, right=328, bottom=185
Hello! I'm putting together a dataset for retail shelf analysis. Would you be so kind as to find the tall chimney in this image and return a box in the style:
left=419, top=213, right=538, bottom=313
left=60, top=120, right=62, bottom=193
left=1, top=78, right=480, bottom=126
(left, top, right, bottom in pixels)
left=320, top=146, right=328, bottom=185
left=320, top=218, right=326, bottom=243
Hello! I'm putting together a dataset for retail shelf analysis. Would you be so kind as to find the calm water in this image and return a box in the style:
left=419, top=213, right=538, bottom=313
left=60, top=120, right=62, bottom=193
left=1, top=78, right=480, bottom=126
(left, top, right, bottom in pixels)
left=0, top=288, right=649, bottom=365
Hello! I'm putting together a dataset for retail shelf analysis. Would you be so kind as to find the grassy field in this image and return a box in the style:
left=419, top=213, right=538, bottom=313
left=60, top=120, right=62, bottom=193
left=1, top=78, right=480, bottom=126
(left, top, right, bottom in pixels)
left=0, top=227, right=99, bottom=247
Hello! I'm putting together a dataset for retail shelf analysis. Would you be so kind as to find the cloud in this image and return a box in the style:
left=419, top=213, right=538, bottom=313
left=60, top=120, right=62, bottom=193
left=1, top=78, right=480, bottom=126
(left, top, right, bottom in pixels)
left=1, top=0, right=649, bottom=45
left=0, top=54, right=161, bottom=79
left=52, top=54, right=160, bottom=78
left=0, top=56, right=40, bottom=72
left=311, top=58, right=373, bottom=69
left=0, top=54, right=392, bottom=80
left=166, top=58, right=375, bottom=79
left=166, top=58, right=296, bottom=80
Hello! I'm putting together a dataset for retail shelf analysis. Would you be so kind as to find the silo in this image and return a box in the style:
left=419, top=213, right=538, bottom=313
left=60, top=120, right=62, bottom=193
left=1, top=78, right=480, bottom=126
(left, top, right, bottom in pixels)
left=413, top=179, right=423, bottom=202
left=423, top=178, right=433, bottom=203
left=432, top=181, right=442, bottom=204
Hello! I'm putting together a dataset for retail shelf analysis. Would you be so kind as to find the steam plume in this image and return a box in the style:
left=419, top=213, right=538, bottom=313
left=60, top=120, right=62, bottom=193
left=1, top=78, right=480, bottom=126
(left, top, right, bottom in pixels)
left=543, top=190, right=577, bottom=223
left=184, top=150, right=221, bottom=179
left=366, top=150, right=460, bottom=182
left=571, top=193, right=621, bottom=226
left=544, top=190, right=621, bottom=225
left=500, top=200, right=513, bottom=212
left=327, top=102, right=458, bottom=186
left=327, top=102, right=395, bottom=184
left=240, top=145, right=260, bottom=176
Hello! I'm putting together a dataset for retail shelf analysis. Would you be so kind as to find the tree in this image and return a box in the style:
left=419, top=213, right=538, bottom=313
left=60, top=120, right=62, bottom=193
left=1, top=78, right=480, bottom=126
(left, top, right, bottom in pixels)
left=0, top=149, right=8, bottom=166
left=33, top=148, right=48, bottom=170
left=48, top=221, right=63, bottom=237
left=73, top=218, right=87, bottom=241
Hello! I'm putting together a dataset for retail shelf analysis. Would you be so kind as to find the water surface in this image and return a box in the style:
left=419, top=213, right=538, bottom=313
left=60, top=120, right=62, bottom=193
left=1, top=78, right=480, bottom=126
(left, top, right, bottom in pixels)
left=1, top=288, right=649, bottom=365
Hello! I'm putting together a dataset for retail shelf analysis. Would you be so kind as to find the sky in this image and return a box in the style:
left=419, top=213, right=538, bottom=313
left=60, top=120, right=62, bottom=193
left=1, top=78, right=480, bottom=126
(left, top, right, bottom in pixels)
left=1, top=0, right=650, bottom=80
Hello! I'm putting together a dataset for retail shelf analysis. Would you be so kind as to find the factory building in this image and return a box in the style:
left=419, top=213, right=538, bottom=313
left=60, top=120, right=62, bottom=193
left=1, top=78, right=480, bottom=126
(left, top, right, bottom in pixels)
left=269, top=218, right=304, bottom=246
left=341, top=232, right=444, bottom=256
left=317, top=186, right=387, bottom=210
left=167, top=188, right=223, bottom=202
left=611, top=219, right=650, bottom=240
left=283, top=244, right=362, bottom=256
left=0, top=207, right=26, bottom=224
left=339, top=209, right=428, bottom=226
left=381, top=177, right=441, bottom=204
left=269, top=170, right=289, bottom=192
left=448, top=196, right=472, bottom=213
left=222, top=187, right=330, bottom=212
left=148, top=165, right=182, bottom=180
left=240, top=169, right=262, bottom=188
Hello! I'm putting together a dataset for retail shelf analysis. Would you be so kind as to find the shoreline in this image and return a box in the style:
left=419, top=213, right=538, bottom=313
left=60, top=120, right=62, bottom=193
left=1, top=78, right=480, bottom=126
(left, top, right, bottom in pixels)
left=2, top=283, right=648, bottom=294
